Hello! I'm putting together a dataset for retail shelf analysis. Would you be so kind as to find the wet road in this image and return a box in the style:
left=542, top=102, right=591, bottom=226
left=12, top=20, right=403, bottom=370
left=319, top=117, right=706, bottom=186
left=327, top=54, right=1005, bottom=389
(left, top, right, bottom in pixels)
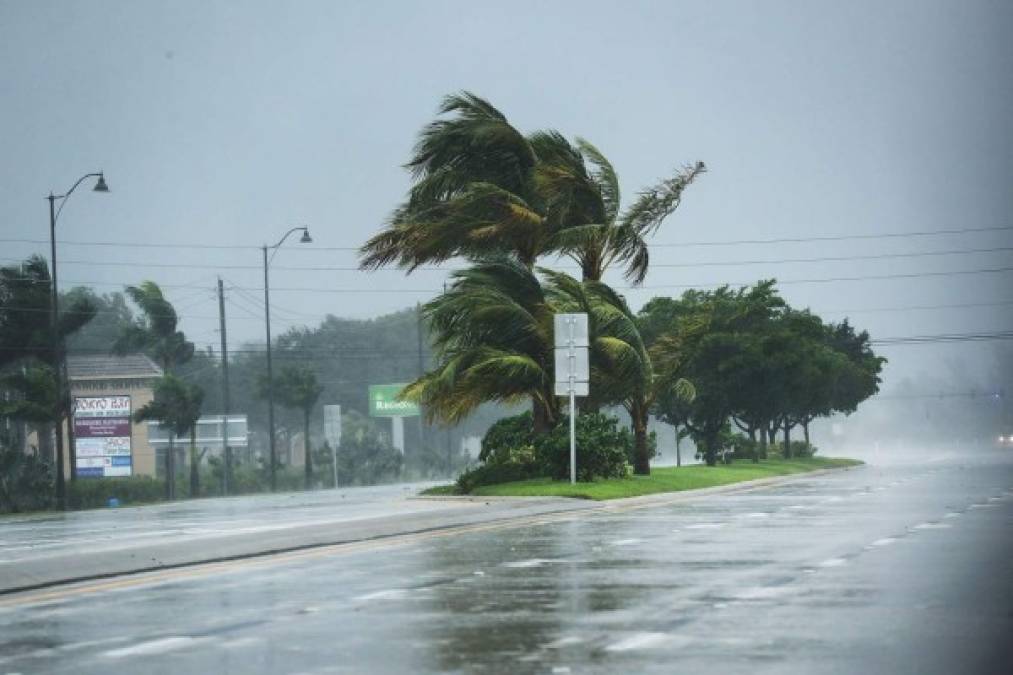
left=0, top=482, right=440, bottom=565
left=1, top=450, right=1010, bottom=674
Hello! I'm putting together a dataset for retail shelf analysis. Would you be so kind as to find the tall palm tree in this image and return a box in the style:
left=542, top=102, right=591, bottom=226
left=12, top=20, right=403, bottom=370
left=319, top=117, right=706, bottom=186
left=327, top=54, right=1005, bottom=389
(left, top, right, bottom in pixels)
left=133, top=374, right=202, bottom=499
left=113, top=281, right=194, bottom=373
left=360, top=92, right=704, bottom=283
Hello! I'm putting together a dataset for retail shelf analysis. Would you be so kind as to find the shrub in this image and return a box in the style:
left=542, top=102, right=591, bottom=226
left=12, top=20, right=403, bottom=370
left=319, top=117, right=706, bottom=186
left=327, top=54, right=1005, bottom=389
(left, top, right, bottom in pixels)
left=455, top=459, right=541, bottom=494
left=67, top=476, right=164, bottom=510
left=0, top=447, right=52, bottom=513
left=536, top=413, right=630, bottom=482
left=480, top=412, right=535, bottom=464
left=768, top=440, right=818, bottom=459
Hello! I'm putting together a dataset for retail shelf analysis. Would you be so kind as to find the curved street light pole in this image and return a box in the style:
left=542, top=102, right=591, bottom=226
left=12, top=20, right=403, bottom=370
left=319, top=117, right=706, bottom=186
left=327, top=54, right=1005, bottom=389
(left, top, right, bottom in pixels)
left=262, top=226, right=312, bottom=492
left=48, top=172, right=109, bottom=510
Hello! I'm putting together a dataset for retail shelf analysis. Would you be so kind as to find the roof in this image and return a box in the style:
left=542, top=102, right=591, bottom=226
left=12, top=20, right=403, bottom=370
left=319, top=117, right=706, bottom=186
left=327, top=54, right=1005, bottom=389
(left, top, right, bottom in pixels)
left=67, top=354, right=163, bottom=380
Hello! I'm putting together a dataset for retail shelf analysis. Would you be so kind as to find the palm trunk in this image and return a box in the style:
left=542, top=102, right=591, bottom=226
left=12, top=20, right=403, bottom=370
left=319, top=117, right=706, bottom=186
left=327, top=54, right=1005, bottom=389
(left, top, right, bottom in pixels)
left=532, top=397, right=551, bottom=436
left=783, top=420, right=792, bottom=459
left=803, top=420, right=810, bottom=451
left=749, top=426, right=759, bottom=463
left=675, top=427, right=682, bottom=467
left=759, top=422, right=768, bottom=460
left=303, top=408, right=312, bottom=490
left=189, top=425, right=199, bottom=498
left=632, top=403, right=650, bottom=476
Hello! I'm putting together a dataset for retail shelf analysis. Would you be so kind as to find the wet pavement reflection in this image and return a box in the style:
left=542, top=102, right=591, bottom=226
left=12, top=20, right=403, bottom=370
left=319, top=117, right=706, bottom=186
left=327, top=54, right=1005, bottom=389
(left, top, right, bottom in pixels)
left=1, top=451, right=1010, bottom=674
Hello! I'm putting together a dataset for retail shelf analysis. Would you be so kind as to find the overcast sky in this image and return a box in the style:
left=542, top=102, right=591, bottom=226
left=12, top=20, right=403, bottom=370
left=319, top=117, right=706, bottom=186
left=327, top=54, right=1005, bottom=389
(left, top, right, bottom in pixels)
left=2, top=0, right=1011, bottom=391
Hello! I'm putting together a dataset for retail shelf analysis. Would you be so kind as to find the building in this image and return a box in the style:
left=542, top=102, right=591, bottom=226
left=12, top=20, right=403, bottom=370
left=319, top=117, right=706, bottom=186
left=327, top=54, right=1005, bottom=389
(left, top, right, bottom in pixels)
left=64, top=353, right=163, bottom=478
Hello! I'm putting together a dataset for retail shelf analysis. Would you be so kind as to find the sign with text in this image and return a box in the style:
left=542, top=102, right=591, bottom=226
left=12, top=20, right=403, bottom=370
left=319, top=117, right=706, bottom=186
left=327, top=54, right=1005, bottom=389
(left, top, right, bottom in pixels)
left=73, top=395, right=132, bottom=477
left=368, top=384, right=419, bottom=418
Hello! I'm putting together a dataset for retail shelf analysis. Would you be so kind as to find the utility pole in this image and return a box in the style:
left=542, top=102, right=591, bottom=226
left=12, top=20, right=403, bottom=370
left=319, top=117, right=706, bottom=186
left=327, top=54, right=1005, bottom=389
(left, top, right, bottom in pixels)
left=217, top=278, right=231, bottom=495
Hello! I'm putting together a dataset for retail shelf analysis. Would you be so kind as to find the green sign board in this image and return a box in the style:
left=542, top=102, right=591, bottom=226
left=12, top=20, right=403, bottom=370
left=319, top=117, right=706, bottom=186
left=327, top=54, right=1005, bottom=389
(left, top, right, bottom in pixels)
left=368, top=384, right=420, bottom=418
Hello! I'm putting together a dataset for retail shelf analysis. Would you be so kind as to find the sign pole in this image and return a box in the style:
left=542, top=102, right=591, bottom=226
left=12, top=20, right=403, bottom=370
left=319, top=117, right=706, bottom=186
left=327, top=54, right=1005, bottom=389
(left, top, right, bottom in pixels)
left=568, top=317, right=576, bottom=485
left=332, top=441, right=339, bottom=489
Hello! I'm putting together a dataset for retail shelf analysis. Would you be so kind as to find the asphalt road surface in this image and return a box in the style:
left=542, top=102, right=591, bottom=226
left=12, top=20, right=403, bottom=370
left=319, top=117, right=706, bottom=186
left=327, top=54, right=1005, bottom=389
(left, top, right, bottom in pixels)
left=0, top=448, right=1010, bottom=674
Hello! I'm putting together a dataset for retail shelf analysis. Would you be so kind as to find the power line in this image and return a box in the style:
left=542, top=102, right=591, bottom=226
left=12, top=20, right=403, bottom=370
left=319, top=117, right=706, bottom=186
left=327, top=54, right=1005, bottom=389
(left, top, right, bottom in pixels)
left=1, top=224, right=1009, bottom=252
left=5, top=244, right=1012, bottom=272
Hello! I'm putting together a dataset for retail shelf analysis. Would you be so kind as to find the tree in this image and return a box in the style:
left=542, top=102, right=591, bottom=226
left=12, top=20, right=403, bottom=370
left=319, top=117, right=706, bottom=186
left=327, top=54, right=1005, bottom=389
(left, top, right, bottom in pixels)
left=113, top=281, right=194, bottom=373
left=546, top=271, right=693, bottom=474
left=133, top=374, right=203, bottom=500
left=0, top=257, right=96, bottom=495
left=260, top=365, right=323, bottom=489
left=402, top=258, right=560, bottom=434
left=360, top=92, right=704, bottom=283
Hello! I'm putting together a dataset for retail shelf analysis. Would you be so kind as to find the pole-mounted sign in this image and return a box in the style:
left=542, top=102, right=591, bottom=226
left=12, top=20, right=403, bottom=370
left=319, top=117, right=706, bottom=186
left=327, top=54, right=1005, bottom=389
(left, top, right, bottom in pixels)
left=554, top=313, right=589, bottom=484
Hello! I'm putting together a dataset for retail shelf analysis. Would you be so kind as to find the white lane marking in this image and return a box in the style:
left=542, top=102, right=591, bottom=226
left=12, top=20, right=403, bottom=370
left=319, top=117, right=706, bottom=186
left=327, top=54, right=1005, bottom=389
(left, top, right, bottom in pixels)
left=912, top=522, right=951, bottom=530
left=103, top=636, right=200, bottom=658
left=685, top=523, right=723, bottom=530
left=943, top=512, right=961, bottom=519
left=733, top=586, right=794, bottom=600
left=870, top=538, right=897, bottom=547
left=552, top=668, right=572, bottom=674
left=605, top=632, right=671, bottom=652
left=501, top=558, right=568, bottom=568
left=353, top=588, right=409, bottom=601
left=610, top=538, right=643, bottom=547
left=545, top=636, right=584, bottom=649
left=739, top=512, right=770, bottom=519
left=818, top=558, right=848, bottom=568
left=969, top=503, right=997, bottom=509
left=220, top=636, right=260, bottom=650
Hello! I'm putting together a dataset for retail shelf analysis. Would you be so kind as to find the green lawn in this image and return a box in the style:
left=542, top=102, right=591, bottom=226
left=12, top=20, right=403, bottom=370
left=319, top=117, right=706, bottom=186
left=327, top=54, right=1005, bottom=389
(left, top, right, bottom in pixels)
left=423, top=457, right=862, bottom=501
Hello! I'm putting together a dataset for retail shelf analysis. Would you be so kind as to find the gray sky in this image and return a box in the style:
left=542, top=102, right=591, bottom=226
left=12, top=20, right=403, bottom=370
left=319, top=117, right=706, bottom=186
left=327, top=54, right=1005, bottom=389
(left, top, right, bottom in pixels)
left=2, top=0, right=1011, bottom=390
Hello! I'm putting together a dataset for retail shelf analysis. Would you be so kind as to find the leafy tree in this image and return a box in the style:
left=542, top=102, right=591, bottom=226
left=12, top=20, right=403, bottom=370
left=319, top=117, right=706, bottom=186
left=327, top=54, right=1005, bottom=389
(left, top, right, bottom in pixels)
left=113, top=281, right=194, bottom=373
left=133, top=374, right=203, bottom=499
left=259, top=365, right=323, bottom=489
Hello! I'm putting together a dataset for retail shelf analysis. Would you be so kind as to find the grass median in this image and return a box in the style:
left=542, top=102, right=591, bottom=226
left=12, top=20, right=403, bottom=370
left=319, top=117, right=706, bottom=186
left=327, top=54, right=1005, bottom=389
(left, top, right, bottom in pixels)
left=423, top=456, right=862, bottom=501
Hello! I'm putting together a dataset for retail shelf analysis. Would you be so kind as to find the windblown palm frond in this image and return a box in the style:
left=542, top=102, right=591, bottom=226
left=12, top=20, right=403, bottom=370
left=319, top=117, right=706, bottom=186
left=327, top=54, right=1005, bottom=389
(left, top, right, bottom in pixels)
left=113, top=281, right=194, bottom=372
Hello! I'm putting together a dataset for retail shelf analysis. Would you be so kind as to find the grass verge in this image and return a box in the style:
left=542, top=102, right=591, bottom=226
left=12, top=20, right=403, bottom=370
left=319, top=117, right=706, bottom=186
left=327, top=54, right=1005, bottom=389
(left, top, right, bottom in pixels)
left=421, top=457, right=862, bottom=501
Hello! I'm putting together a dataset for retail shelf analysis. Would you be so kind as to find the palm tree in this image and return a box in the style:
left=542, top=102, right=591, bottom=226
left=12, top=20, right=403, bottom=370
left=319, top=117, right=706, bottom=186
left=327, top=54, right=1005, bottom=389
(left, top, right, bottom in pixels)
left=113, top=281, right=194, bottom=373
left=133, top=374, right=202, bottom=499
left=402, top=257, right=559, bottom=434
left=402, top=258, right=692, bottom=474
left=264, top=365, right=323, bottom=489
left=360, top=92, right=704, bottom=283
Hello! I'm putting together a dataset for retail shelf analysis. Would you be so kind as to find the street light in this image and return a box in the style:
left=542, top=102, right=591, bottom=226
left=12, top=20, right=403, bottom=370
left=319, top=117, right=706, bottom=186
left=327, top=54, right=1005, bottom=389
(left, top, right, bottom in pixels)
left=262, top=226, right=312, bottom=491
left=47, top=171, right=109, bottom=510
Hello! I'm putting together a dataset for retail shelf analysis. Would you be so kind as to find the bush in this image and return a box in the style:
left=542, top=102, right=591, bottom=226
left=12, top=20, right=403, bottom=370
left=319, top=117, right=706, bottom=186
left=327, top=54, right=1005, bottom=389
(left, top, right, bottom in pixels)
left=0, top=446, right=52, bottom=513
left=769, top=440, right=818, bottom=459
left=455, top=459, right=541, bottom=494
left=536, top=413, right=630, bottom=482
left=67, top=476, right=164, bottom=510
left=480, top=412, right=535, bottom=464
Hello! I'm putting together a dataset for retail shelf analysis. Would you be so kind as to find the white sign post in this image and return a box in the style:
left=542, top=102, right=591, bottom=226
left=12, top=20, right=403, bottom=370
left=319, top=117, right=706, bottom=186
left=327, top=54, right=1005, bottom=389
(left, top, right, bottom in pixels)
left=554, top=314, right=589, bottom=485
left=324, top=404, right=342, bottom=489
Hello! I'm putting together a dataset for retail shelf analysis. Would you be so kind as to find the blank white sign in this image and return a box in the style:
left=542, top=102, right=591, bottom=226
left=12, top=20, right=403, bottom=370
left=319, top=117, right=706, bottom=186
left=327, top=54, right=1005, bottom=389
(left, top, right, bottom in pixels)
left=554, top=313, right=589, bottom=348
